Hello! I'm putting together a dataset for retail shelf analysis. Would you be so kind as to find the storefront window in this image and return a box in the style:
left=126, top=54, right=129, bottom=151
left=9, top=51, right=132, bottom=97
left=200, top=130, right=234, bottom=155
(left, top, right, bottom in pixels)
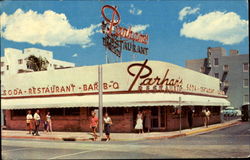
left=49, top=108, right=64, bottom=116
left=11, top=110, right=27, bottom=117
left=106, top=108, right=124, bottom=116
left=65, top=108, right=80, bottom=115
left=49, top=108, right=80, bottom=116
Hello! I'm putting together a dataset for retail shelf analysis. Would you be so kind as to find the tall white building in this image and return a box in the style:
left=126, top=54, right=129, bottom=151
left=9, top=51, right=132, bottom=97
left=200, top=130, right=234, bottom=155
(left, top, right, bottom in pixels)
left=1, top=48, right=75, bottom=76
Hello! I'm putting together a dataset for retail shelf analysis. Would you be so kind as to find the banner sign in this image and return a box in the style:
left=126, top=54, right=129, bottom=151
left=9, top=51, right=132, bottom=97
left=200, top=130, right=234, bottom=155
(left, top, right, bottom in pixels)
left=1, top=60, right=226, bottom=99
left=101, top=5, right=149, bottom=57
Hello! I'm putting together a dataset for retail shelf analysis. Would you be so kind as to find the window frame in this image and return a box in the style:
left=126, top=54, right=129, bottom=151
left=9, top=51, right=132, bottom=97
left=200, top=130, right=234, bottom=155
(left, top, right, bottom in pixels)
left=243, top=95, right=249, bottom=103
left=243, top=63, right=249, bottom=72
left=214, top=58, right=219, bottom=66
left=243, top=79, right=249, bottom=88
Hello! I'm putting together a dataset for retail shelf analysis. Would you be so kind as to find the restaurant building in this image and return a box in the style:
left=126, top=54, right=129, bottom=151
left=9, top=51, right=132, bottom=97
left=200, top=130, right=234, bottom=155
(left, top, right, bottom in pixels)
left=1, top=60, right=229, bottom=132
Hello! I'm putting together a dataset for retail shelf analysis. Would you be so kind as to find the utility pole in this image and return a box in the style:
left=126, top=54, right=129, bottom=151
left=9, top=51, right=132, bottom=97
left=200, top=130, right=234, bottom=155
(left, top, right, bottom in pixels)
left=179, top=96, right=182, bottom=133
left=98, top=65, right=103, bottom=140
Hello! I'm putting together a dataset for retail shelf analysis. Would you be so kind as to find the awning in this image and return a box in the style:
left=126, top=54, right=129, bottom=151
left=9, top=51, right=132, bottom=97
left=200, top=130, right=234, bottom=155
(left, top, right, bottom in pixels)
left=1, top=93, right=230, bottom=109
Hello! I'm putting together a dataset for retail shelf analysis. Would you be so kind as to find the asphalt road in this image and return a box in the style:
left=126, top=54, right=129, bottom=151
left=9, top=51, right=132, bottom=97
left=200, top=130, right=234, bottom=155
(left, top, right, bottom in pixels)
left=2, top=121, right=250, bottom=159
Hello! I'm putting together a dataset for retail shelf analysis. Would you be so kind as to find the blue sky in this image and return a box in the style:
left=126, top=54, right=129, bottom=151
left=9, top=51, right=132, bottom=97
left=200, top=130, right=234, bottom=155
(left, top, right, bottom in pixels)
left=0, top=0, right=249, bottom=67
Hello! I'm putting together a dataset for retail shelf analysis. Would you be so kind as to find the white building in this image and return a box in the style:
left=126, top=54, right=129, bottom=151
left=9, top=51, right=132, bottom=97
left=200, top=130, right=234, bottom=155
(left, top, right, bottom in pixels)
left=1, top=47, right=75, bottom=127
left=1, top=48, right=75, bottom=76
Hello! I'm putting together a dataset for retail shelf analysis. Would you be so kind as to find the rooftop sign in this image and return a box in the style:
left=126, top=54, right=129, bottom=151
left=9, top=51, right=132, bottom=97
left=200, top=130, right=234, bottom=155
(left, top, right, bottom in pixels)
left=101, top=5, right=149, bottom=57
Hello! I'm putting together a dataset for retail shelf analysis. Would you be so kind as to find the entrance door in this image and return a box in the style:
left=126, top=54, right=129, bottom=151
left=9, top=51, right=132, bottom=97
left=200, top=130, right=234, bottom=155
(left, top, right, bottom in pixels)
left=151, top=106, right=166, bottom=129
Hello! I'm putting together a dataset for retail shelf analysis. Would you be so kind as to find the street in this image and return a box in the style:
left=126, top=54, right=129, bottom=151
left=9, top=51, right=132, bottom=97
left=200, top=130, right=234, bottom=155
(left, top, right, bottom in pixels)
left=2, top=121, right=250, bottom=159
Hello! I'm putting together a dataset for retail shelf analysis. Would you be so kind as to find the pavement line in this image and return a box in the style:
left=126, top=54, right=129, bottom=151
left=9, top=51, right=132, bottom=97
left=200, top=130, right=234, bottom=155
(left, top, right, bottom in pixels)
left=47, top=150, right=97, bottom=159
left=2, top=147, right=30, bottom=152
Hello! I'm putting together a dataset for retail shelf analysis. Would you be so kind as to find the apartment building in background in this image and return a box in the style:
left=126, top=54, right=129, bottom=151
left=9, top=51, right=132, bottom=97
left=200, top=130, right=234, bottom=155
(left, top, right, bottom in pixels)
left=186, top=47, right=249, bottom=109
left=1, top=48, right=75, bottom=76
left=1, top=47, right=75, bottom=126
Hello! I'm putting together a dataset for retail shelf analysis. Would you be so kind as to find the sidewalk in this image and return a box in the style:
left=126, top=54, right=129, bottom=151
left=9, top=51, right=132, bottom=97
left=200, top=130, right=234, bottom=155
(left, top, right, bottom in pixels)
left=1, top=119, right=241, bottom=142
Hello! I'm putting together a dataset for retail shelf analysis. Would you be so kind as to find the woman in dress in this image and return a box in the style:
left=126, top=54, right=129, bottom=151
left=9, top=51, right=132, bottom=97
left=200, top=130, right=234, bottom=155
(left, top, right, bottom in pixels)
left=46, top=112, right=52, bottom=133
left=26, top=110, right=33, bottom=134
left=103, top=113, right=112, bottom=141
left=135, top=111, right=144, bottom=134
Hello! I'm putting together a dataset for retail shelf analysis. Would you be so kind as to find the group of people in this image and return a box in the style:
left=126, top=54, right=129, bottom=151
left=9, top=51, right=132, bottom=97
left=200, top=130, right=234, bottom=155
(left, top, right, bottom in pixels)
left=89, top=111, right=112, bottom=141
left=26, top=110, right=52, bottom=136
left=134, top=109, right=152, bottom=134
left=26, top=108, right=211, bottom=139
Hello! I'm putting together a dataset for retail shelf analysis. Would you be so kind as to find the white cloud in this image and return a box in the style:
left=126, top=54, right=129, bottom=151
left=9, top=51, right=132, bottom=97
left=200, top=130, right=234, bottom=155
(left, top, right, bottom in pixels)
left=178, top=6, right=200, bottom=21
left=131, top=24, right=149, bottom=33
left=129, top=4, right=142, bottom=15
left=0, top=9, right=100, bottom=48
left=180, top=11, right=248, bottom=45
left=72, top=53, right=78, bottom=57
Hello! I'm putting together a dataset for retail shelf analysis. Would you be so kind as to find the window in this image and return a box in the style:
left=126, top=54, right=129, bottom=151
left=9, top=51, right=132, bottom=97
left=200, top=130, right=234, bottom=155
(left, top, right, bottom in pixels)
left=243, top=79, right=249, bottom=88
left=214, top=73, right=219, bottom=78
left=11, top=110, right=27, bottom=117
left=106, top=108, right=124, bottom=115
left=1, top=62, right=4, bottom=67
left=54, top=64, right=57, bottom=69
left=65, top=108, right=80, bottom=116
left=214, top=58, right=219, bottom=66
left=48, top=108, right=80, bottom=116
left=243, top=95, right=249, bottom=103
left=48, top=108, right=64, bottom=116
left=243, top=63, right=249, bottom=72
left=1, top=71, right=4, bottom=75
left=6, top=65, right=9, bottom=70
left=18, top=59, right=23, bottom=64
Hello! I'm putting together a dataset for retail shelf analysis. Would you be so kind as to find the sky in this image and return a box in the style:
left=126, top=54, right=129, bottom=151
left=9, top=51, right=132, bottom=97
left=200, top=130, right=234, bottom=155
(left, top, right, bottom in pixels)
left=0, top=0, right=249, bottom=67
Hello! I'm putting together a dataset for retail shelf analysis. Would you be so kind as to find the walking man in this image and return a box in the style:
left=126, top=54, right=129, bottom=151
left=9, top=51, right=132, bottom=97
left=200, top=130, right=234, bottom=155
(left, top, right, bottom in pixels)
left=32, top=110, right=41, bottom=136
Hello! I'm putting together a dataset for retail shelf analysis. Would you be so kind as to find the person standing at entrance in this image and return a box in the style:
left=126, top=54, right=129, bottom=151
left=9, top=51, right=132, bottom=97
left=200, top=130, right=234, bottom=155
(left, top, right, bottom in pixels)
left=46, top=112, right=52, bottom=133
left=26, top=110, right=33, bottom=134
left=32, top=110, right=41, bottom=136
left=204, top=108, right=211, bottom=128
left=144, top=109, right=151, bottom=133
left=103, top=113, right=112, bottom=141
left=135, top=111, right=144, bottom=134
left=90, top=111, right=98, bottom=141
left=187, top=108, right=194, bottom=129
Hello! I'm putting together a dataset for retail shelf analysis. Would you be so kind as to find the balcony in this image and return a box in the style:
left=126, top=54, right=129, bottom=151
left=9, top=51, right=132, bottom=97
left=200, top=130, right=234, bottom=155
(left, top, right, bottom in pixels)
left=223, top=81, right=229, bottom=88
left=223, top=65, right=229, bottom=73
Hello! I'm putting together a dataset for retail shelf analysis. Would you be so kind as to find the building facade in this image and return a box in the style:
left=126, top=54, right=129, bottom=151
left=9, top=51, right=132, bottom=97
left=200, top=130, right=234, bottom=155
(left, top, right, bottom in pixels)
left=186, top=47, right=249, bottom=109
left=1, top=60, right=229, bottom=132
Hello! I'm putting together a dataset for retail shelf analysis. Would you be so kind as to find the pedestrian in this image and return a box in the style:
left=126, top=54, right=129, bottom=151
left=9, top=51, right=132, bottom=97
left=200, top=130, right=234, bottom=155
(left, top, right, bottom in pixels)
left=144, top=109, right=151, bottom=133
left=26, top=110, right=33, bottom=134
left=135, top=111, right=144, bottom=134
left=187, top=107, right=194, bottom=129
left=32, top=110, right=41, bottom=136
left=90, top=111, right=98, bottom=141
left=103, top=113, right=112, bottom=142
left=46, top=112, right=52, bottom=133
left=204, top=108, right=211, bottom=128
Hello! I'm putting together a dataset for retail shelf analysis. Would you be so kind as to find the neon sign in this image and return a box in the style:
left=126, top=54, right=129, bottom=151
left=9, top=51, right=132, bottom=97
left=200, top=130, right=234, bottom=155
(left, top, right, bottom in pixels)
left=101, top=5, right=149, bottom=57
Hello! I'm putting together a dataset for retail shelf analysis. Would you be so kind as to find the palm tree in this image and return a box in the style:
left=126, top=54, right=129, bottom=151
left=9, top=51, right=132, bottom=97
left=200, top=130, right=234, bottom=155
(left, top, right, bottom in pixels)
left=26, top=55, right=49, bottom=71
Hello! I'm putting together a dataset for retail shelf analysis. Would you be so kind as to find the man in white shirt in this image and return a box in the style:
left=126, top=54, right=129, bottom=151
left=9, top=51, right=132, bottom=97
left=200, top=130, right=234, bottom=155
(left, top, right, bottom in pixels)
left=32, top=110, right=41, bottom=136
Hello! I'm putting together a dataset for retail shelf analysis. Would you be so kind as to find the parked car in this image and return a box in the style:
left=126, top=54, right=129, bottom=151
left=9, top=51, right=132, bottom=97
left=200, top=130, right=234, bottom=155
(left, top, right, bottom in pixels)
left=241, top=103, right=250, bottom=121
left=222, top=107, right=240, bottom=117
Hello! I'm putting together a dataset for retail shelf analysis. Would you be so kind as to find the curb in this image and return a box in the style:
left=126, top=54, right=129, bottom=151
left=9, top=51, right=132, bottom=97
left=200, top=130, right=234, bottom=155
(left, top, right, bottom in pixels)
left=2, top=121, right=241, bottom=142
